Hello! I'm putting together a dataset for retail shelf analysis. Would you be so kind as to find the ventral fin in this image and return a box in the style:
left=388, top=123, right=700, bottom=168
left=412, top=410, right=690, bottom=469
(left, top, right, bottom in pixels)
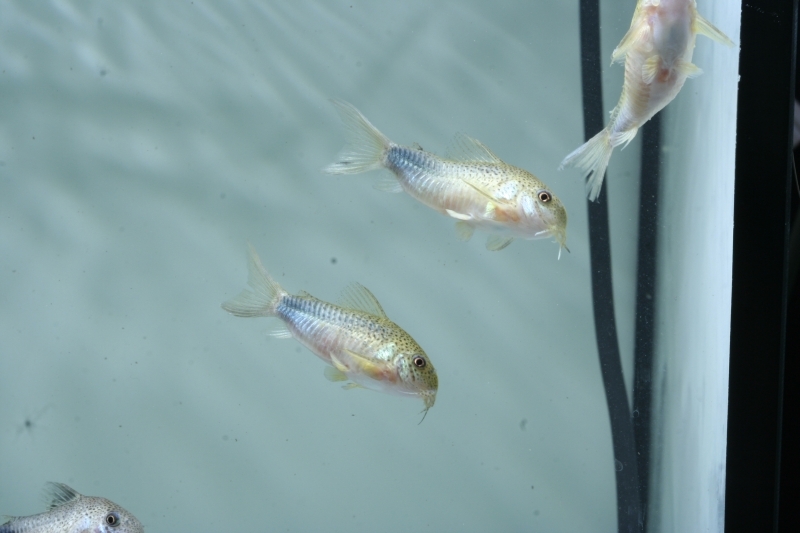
left=454, top=220, right=475, bottom=241
left=446, top=132, right=503, bottom=164
left=373, top=177, right=403, bottom=193
left=486, top=234, right=514, bottom=251
left=642, top=55, right=660, bottom=84
left=694, top=14, right=734, bottom=47
left=324, top=365, right=348, bottom=382
left=336, top=283, right=388, bottom=318
left=44, top=483, right=81, bottom=510
left=343, top=383, right=366, bottom=390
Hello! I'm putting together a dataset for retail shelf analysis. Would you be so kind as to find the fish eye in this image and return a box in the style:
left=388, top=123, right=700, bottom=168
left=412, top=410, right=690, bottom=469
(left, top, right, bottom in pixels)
left=537, top=190, right=552, bottom=203
left=105, top=512, right=120, bottom=527
left=413, top=356, right=426, bottom=368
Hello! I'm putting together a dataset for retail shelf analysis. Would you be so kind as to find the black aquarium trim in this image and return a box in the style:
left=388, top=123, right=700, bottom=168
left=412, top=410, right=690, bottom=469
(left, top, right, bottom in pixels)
left=577, top=2, right=642, bottom=532
left=726, top=1, right=796, bottom=532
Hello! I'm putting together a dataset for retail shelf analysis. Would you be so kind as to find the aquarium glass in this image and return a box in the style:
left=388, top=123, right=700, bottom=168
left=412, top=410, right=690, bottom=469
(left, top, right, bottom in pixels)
left=0, top=1, right=741, bottom=532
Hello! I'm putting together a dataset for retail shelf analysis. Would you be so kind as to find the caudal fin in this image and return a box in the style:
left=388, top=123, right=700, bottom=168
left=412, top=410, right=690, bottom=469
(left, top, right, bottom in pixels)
left=324, top=100, right=391, bottom=175
left=221, top=244, right=285, bottom=317
left=559, top=129, right=614, bottom=202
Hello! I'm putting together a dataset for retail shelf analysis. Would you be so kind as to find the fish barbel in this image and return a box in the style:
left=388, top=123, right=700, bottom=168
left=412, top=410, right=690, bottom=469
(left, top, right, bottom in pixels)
left=222, top=244, right=438, bottom=416
left=560, top=0, right=734, bottom=201
left=0, top=482, right=143, bottom=533
left=324, top=100, right=568, bottom=255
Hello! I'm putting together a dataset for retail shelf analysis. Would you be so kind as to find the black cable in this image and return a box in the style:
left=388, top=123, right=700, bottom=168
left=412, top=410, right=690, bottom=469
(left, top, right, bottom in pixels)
left=578, top=2, right=642, bottom=532
left=631, top=114, right=662, bottom=533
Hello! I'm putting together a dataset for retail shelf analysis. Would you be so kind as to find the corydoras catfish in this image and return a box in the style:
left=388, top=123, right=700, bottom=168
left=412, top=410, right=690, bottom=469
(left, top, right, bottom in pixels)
left=0, top=482, right=143, bottom=533
left=325, top=100, right=568, bottom=255
left=560, top=0, right=734, bottom=201
left=222, top=244, right=438, bottom=418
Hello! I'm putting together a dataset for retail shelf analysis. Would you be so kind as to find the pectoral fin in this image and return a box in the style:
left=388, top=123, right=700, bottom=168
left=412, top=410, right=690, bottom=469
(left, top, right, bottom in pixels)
left=342, top=348, right=389, bottom=381
left=446, top=209, right=472, bottom=221
left=695, top=14, right=735, bottom=47
left=459, top=179, right=508, bottom=219
left=330, top=353, right=349, bottom=373
left=612, top=19, right=650, bottom=64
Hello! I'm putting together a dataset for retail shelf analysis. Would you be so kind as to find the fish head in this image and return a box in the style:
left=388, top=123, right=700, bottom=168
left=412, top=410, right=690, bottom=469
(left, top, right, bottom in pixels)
left=87, top=498, right=145, bottom=533
left=396, top=350, right=438, bottom=412
left=522, top=188, right=568, bottom=251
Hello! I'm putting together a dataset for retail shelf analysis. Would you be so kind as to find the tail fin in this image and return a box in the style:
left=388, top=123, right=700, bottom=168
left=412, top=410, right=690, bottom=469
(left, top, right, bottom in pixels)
left=221, top=244, right=285, bottom=317
left=324, top=100, right=391, bottom=175
left=559, top=129, right=614, bottom=202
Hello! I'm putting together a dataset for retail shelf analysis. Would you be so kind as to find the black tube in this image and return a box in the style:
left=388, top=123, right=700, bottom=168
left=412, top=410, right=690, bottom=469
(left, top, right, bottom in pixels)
left=726, top=0, right=796, bottom=532
left=578, top=2, right=642, bottom=532
left=631, top=113, right=662, bottom=533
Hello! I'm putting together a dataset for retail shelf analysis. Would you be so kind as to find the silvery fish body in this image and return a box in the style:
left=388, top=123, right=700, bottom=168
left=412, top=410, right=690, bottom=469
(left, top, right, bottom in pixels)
left=325, top=100, right=568, bottom=254
left=560, top=0, right=734, bottom=201
left=222, top=245, right=438, bottom=415
left=0, top=483, right=143, bottom=533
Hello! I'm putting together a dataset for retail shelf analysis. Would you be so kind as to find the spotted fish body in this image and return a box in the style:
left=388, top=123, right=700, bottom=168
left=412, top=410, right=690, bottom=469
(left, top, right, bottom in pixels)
left=560, top=0, right=734, bottom=201
left=0, top=482, right=143, bottom=533
left=222, top=245, right=438, bottom=414
left=325, top=100, right=568, bottom=254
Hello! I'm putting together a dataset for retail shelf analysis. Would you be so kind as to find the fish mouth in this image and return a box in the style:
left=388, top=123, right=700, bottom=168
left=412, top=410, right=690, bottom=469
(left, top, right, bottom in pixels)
left=534, top=225, right=568, bottom=252
left=552, top=226, right=568, bottom=252
left=418, top=393, right=436, bottom=424
left=534, top=225, right=572, bottom=259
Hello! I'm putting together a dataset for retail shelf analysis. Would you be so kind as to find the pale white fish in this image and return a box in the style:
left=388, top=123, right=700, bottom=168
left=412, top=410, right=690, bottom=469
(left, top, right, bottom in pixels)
left=0, top=482, right=143, bottom=533
left=324, top=100, right=568, bottom=255
left=222, top=244, right=438, bottom=416
left=559, top=0, right=734, bottom=201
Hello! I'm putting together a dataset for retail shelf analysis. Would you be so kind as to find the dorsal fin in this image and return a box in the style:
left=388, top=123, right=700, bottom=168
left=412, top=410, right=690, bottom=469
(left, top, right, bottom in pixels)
left=446, top=133, right=503, bottom=164
left=336, top=283, right=388, bottom=318
left=44, top=483, right=81, bottom=509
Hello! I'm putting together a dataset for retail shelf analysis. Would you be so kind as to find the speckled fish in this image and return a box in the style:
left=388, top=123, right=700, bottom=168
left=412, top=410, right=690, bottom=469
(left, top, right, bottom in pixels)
left=560, top=0, right=734, bottom=201
left=324, top=100, right=568, bottom=256
left=222, top=244, right=438, bottom=417
left=0, top=482, right=143, bottom=533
